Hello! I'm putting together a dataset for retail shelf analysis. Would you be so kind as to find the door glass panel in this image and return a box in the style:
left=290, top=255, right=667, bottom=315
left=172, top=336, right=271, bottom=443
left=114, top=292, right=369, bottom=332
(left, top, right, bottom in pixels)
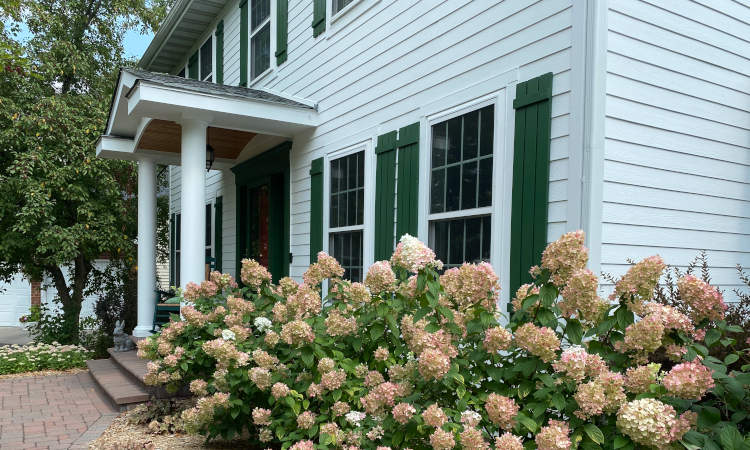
left=248, top=184, right=270, bottom=268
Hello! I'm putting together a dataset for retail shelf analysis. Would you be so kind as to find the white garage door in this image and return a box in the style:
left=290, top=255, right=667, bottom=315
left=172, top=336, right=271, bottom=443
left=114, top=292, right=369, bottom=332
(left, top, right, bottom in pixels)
left=0, top=273, right=31, bottom=326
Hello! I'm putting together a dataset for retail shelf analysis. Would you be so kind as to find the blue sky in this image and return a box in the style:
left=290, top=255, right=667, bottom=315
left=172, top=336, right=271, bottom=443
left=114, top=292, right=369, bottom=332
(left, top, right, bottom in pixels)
left=11, top=21, right=154, bottom=60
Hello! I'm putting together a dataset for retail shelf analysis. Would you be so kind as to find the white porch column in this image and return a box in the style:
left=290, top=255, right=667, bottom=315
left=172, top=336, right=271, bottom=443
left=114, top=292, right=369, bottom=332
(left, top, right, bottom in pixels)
left=179, top=119, right=207, bottom=289
left=134, top=158, right=157, bottom=337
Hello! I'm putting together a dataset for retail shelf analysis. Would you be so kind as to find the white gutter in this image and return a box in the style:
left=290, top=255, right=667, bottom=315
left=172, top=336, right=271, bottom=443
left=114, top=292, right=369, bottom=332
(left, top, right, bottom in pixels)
left=138, top=0, right=194, bottom=70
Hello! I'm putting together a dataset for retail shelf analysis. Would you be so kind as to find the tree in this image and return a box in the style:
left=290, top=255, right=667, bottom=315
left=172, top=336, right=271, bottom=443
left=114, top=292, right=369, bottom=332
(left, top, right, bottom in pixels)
left=0, top=0, right=171, bottom=342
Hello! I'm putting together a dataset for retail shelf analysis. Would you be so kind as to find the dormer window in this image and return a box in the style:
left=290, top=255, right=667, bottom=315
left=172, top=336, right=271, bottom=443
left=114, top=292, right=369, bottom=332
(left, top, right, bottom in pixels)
left=332, top=0, right=355, bottom=16
left=250, top=0, right=270, bottom=79
left=200, top=37, right=212, bottom=82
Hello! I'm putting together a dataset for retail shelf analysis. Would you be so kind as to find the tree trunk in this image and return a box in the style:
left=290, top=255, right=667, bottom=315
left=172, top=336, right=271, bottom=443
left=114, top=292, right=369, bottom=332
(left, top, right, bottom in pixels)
left=47, top=256, right=92, bottom=344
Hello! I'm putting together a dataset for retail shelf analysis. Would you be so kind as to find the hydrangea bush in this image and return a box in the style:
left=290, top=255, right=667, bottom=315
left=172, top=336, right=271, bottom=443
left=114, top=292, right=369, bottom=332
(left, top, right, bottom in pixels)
left=0, top=342, right=92, bottom=374
left=138, top=232, right=750, bottom=449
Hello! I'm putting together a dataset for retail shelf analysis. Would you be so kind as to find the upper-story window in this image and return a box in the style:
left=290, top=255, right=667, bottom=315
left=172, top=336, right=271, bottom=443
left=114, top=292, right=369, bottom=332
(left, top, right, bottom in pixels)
left=251, top=0, right=271, bottom=79
left=200, top=37, right=212, bottom=82
left=428, top=105, right=494, bottom=269
left=332, top=0, right=355, bottom=15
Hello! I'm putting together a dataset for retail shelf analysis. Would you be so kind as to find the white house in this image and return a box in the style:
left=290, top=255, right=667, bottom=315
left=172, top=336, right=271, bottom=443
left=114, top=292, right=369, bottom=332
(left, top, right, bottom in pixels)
left=97, top=0, right=750, bottom=337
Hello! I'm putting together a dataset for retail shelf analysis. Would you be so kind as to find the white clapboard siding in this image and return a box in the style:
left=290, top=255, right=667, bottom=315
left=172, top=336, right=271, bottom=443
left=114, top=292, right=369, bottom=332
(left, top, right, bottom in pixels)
left=167, top=0, right=576, bottom=281
left=601, top=0, right=750, bottom=296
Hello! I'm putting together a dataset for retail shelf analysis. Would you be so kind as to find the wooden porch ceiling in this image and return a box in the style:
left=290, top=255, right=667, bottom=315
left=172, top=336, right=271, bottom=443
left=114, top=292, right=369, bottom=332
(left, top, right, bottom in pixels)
left=136, top=119, right=256, bottom=160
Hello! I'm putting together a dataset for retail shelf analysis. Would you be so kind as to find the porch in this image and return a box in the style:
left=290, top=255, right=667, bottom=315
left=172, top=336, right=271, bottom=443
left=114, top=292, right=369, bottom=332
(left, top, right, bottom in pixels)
left=97, top=68, right=317, bottom=337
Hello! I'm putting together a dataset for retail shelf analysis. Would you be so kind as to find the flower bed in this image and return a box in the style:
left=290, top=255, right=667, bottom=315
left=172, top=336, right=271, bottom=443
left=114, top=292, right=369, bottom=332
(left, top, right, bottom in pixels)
left=0, top=342, right=92, bottom=375
left=138, top=232, right=750, bottom=449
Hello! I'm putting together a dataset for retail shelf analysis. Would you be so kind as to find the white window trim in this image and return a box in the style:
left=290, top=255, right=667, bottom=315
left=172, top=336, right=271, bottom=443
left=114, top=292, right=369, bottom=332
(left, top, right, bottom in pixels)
left=417, top=69, right=517, bottom=312
left=248, top=0, right=275, bottom=83
left=322, top=140, right=375, bottom=282
left=200, top=36, right=213, bottom=82
left=324, top=0, right=380, bottom=40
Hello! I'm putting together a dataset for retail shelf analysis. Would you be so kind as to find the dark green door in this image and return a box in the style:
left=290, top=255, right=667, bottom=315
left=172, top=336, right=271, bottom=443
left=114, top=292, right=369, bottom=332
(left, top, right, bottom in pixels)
left=232, top=142, right=291, bottom=283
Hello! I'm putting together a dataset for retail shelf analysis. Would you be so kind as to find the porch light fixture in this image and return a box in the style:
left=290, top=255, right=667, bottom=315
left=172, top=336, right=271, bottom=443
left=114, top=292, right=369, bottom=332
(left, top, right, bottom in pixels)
left=206, top=144, right=215, bottom=171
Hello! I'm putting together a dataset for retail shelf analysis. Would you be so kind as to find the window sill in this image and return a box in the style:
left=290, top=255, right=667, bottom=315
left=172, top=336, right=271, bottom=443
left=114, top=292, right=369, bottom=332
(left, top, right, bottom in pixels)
left=249, top=67, right=276, bottom=88
left=325, top=0, right=380, bottom=41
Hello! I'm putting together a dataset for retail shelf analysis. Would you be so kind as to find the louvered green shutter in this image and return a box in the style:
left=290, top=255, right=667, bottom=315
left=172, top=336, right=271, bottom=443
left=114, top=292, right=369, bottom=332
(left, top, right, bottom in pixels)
left=276, top=0, right=288, bottom=65
left=188, top=51, right=199, bottom=80
left=214, top=196, right=223, bottom=272
left=215, top=21, right=224, bottom=84
left=169, top=213, right=176, bottom=285
left=309, top=157, right=324, bottom=263
left=509, top=72, right=553, bottom=299
left=312, top=0, right=326, bottom=37
left=395, top=122, right=420, bottom=240
left=239, top=0, right=249, bottom=86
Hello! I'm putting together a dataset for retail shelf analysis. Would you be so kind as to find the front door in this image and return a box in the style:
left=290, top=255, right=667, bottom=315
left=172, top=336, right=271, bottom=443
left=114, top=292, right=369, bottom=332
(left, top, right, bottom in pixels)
left=232, top=142, right=291, bottom=283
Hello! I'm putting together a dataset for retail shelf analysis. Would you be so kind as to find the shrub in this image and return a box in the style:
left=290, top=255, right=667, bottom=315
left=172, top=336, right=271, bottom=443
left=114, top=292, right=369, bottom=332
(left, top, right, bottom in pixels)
left=0, top=342, right=92, bottom=374
left=139, top=232, right=750, bottom=449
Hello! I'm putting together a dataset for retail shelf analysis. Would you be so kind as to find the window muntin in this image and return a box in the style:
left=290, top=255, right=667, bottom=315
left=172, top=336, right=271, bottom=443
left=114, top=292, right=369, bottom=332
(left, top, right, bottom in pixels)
left=328, top=150, right=365, bottom=281
left=250, top=0, right=270, bottom=79
left=332, top=0, right=355, bottom=15
left=428, top=105, right=494, bottom=269
left=200, top=37, right=212, bottom=82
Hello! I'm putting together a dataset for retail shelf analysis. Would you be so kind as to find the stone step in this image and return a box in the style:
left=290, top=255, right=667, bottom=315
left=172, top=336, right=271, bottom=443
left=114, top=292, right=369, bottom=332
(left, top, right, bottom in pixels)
left=86, top=358, right=150, bottom=409
left=108, top=348, right=148, bottom=385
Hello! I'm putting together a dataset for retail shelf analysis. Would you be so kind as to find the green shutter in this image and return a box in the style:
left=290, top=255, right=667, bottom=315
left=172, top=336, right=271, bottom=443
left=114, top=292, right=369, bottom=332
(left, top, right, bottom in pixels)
left=374, top=131, right=397, bottom=261
left=169, top=213, right=176, bottom=286
left=276, top=0, right=288, bottom=65
left=215, top=21, right=224, bottom=84
left=239, top=0, right=249, bottom=86
left=509, top=72, right=553, bottom=300
left=309, top=157, right=324, bottom=263
left=395, top=122, right=420, bottom=241
left=214, top=196, right=223, bottom=272
left=312, top=0, right=326, bottom=37
left=188, top=51, right=199, bottom=80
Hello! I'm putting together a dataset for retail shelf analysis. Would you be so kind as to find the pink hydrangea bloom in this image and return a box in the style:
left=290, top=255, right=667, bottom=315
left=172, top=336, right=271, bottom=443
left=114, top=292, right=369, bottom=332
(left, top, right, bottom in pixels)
left=392, top=402, right=417, bottom=424
left=559, top=269, right=609, bottom=326
left=422, top=404, right=448, bottom=428
left=540, top=230, right=588, bottom=286
left=495, top=433, right=523, bottom=450
left=485, top=394, right=518, bottom=430
left=240, top=259, right=271, bottom=292
left=252, top=407, right=272, bottom=425
left=374, top=346, right=389, bottom=361
left=304, top=251, right=345, bottom=286
left=365, top=261, right=398, bottom=294
left=616, top=398, right=695, bottom=448
left=286, top=284, right=322, bottom=319
left=189, top=379, right=208, bottom=396
left=325, top=310, right=358, bottom=336
left=663, top=360, right=714, bottom=400
left=289, top=440, right=315, bottom=450
left=514, top=323, right=560, bottom=362
left=483, top=326, right=512, bottom=354
left=511, top=283, right=540, bottom=313
left=459, top=427, right=488, bottom=449
left=624, top=364, right=660, bottom=394
left=677, top=275, right=727, bottom=323
left=321, top=369, right=347, bottom=391
left=297, top=411, right=316, bottom=429
left=440, top=262, right=500, bottom=312
left=271, top=382, right=290, bottom=399
left=280, top=320, right=315, bottom=347
left=610, top=256, right=665, bottom=314
left=552, top=346, right=607, bottom=383
left=418, top=348, right=452, bottom=381
left=429, top=428, right=455, bottom=450
left=390, top=234, right=443, bottom=273
left=535, top=420, right=571, bottom=450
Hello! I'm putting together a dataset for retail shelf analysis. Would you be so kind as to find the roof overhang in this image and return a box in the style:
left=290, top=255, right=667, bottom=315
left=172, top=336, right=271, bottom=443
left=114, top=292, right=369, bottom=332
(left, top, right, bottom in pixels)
left=98, top=69, right=318, bottom=164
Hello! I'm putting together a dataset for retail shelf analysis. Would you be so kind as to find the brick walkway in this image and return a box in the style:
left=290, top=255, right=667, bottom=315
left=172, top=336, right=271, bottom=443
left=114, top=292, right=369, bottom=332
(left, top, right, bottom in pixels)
left=0, top=371, right=118, bottom=449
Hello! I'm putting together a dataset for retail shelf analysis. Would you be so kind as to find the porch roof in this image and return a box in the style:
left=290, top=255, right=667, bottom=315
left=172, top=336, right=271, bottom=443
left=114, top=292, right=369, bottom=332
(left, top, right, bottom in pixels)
left=97, top=68, right=317, bottom=165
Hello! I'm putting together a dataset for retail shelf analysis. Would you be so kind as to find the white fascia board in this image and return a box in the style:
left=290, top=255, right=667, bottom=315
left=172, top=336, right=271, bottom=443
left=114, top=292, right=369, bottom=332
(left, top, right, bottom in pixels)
left=126, top=82, right=318, bottom=137
left=96, top=135, right=136, bottom=159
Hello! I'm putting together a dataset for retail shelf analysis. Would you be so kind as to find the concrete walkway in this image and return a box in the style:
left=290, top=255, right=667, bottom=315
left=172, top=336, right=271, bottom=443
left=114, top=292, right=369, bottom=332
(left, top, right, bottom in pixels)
left=0, top=371, right=118, bottom=449
left=0, top=326, right=33, bottom=346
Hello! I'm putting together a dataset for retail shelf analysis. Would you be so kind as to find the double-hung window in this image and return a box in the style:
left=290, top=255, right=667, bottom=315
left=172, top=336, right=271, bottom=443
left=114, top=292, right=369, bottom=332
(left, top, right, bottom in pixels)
left=199, top=37, right=213, bottom=82
left=328, top=150, right=365, bottom=281
left=428, top=105, right=495, bottom=269
left=250, top=0, right=271, bottom=79
left=332, top=0, right=355, bottom=16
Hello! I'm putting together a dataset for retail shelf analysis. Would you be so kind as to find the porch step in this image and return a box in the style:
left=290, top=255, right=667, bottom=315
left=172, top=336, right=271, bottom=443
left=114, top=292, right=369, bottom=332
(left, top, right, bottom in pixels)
left=108, top=348, right=148, bottom=384
left=86, top=358, right=150, bottom=409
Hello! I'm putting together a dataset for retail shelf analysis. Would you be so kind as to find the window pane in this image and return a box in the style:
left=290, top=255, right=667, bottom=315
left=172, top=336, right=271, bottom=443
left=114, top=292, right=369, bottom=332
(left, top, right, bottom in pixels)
left=338, top=190, right=347, bottom=226
left=205, top=204, right=212, bottom=246
left=430, top=168, right=444, bottom=213
left=429, top=106, right=494, bottom=213
left=445, top=165, right=460, bottom=212
left=251, top=0, right=270, bottom=30
left=330, top=230, right=363, bottom=281
left=330, top=193, right=339, bottom=228
left=357, top=189, right=364, bottom=225
left=251, top=23, right=270, bottom=79
left=330, top=151, right=365, bottom=228
left=461, top=160, right=477, bottom=210
left=200, top=38, right=212, bottom=81
left=430, top=215, right=491, bottom=270
left=347, top=190, right=357, bottom=226
left=348, top=153, right=357, bottom=190
left=447, top=116, right=462, bottom=165
left=431, top=122, right=446, bottom=169
left=333, top=0, right=354, bottom=14
left=463, top=110, right=478, bottom=160
left=478, top=157, right=492, bottom=207
left=480, top=105, right=494, bottom=156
